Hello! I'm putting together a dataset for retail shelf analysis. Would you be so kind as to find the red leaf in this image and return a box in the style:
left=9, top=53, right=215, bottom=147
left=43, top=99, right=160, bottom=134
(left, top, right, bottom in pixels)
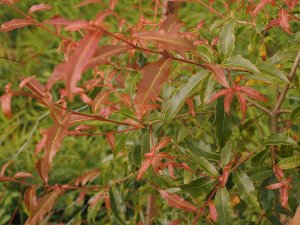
left=36, top=158, right=49, bottom=184
left=238, top=86, right=268, bottom=102
left=64, top=32, right=102, bottom=99
left=25, top=190, right=61, bottom=225
left=0, top=92, right=13, bottom=119
left=104, top=194, right=111, bottom=210
left=161, top=14, right=183, bottom=33
left=86, top=45, right=130, bottom=68
left=205, top=63, right=229, bottom=88
left=278, top=9, right=292, bottom=34
left=265, top=18, right=280, bottom=30
left=109, top=0, right=118, bottom=10
left=89, top=192, right=103, bottom=208
left=186, top=98, right=195, bottom=117
left=14, top=172, right=34, bottom=179
left=168, top=220, right=180, bottom=225
left=29, top=4, right=52, bottom=14
left=64, top=21, right=92, bottom=31
left=106, top=132, right=115, bottom=151
left=1, top=160, right=13, bottom=175
left=35, top=129, right=48, bottom=154
left=252, top=0, right=273, bottom=16
left=154, top=137, right=171, bottom=151
left=224, top=91, right=234, bottom=114
left=1, top=0, right=19, bottom=4
left=134, top=58, right=172, bottom=119
left=136, top=158, right=152, bottom=181
left=159, top=190, right=197, bottom=212
left=285, top=0, right=299, bottom=11
left=265, top=182, right=284, bottom=190
left=24, top=186, right=37, bottom=214
left=81, top=169, right=100, bottom=185
left=0, top=19, right=35, bottom=32
left=236, top=93, right=247, bottom=121
left=208, top=201, right=218, bottom=222
left=75, top=0, right=100, bottom=8
left=92, top=90, right=110, bottom=114
left=208, top=89, right=233, bottom=103
left=280, top=186, right=289, bottom=208
left=123, top=119, right=144, bottom=128
left=46, top=62, right=66, bottom=90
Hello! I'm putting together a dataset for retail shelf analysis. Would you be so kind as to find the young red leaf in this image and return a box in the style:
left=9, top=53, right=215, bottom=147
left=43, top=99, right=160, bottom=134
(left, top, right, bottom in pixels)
left=0, top=19, right=35, bottom=32
left=24, top=186, right=37, bottom=214
left=208, top=201, right=218, bottom=222
left=106, top=132, right=115, bottom=151
left=14, top=172, right=34, bottom=179
left=252, top=0, right=273, bottom=16
left=278, top=9, right=292, bottom=34
left=134, top=58, right=172, bottom=119
left=1, top=160, right=13, bottom=175
left=29, top=4, right=52, bottom=14
left=208, top=89, right=233, bottom=103
left=265, top=182, right=284, bottom=190
left=109, top=0, right=118, bottom=10
left=64, top=31, right=101, bottom=99
left=159, top=190, right=197, bottom=212
left=75, top=0, right=100, bottom=8
left=1, top=0, right=20, bottom=4
left=285, top=0, right=299, bottom=11
left=0, top=92, right=13, bottom=119
left=205, top=63, right=229, bottom=88
left=154, top=137, right=171, bottom=151
left=35, top=130, right=48, bottom=154
left=239, top=86, right=268, bottom=102
left=236, top=93, right=247, bottom=121
left=161, top=14, right=183, bottom=33
left=280, top=186, right=289, bottom=208
left=81, top=169, right=100, bottom=185
left=36, top=158, right=49, bottom=184
left=92, top=90, right=110, bottom=114
left=186, top=98, right=195, bottom=117
left=89, top=192, right=103, bottom=208
left=86, top=45, right=130, bottom=68
left=136, top=158, right=152, bottom=181
left=224, top=91, right=234, bottom=114
left=25, top=190, right=61, bottom=225
left=104, top=194, right=111, bottom=210
left=123, top=119, right=144, bottom=128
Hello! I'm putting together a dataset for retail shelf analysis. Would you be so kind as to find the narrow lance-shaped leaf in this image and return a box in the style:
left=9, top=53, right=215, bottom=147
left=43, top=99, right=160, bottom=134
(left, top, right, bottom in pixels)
left=36, top=158, right=49, bottom=184
left=218, top=19, right=236, bottom=60
left=165, top=70, right=209, bottom=122
left=180, top=177, right=218, bottom=198
left=64, top=31, right=102, bottom=99
left=223, top=55, right=261, bottom=75
left=278, top=9, right=292, bottom=34
left=252, top=0, right=273, bottom=16
left=134, top=58, right=172, bottom=119
left=233, top=169, right=261, bottom=211
left=278, top=156, right=300, bottom=170
left=205, top=63, right=229, bottom=88
left=0, top=92, right=13, bottom=119
left=0, top=19, right=35, bottom=32
left=24, top=186, right=37, bottom=214
left=264, top=133, right=298, bottom=146
left=215, top=188, right=234, bottom=225
left=29, top=4, right=52, bottom=14
left=159, top=190, right=197, bottom=212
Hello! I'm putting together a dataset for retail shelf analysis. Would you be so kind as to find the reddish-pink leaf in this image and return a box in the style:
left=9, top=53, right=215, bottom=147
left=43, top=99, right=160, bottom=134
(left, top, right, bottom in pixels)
left=154, top=137, right=171, bottom=152
left=208, top=88, right=233, bottom=103
left=19, top=76, right=36, bottom=88
left=186, top=98, right=195, bottom=117
left=36, top=158, right=49, bottom=184
left=104, top=194, right=111, bottom=210
left=136, top=158, right=152, bottom=181
left=123, top=119, right=144, bottom=128
left=0, top=92, right=13, bottom=119
left=239, top=86, right=268, bottom=102
left=106, top=132, right=115, bottom=151
left=121, top=93, right=132, bottom=107
left=168, top=220, right=180, bottom=225
left=208, top=201, right=218, bottom=222
left=159, top=190, right=197, bottom=212
left=35, top=130, right=48, bottom=154
left=81, top=169, right=100, bottom=185
left=280, top=186, right=289, bottom=208
left=134, top=58, right=172, bottom=119
left=224, top=91, right=234, bottom=114
left=64, top=21, right=92, bottom=31
left=24, top=186, right=37, bottom=214
left=86, top=45, right=130, bottom=68
left=0, top=19, right=35, bottom=32
left=133, top=30, right=194, bottom=53
left=265, top=182, right=284, bottom=190
left=92, top=90, right=110, bottom=114
left=25, top=190, right=61, bottom=225
left=205, top=63, right=229, bottom=88
left=278, top=9, right=292, bottom=34
left=46, top=62, right=66, bottom=90
left=89, top=192, right=103, bottom=208
left=80, top=93, right=93, bottom=105
left=161, top=14, right=183, bottom=33
left=109, top=0, right=118, bottom=10
left=285, top=0, right=299, bottom=11
left=1, top=160, right=13, bottom=175
left=75, top=0, right=100, bottom=8
left=265, top=18, right=280, bottom=30
left=236, top=93, right=247, bottom=121
left=64, top=32, right=102, bottom=99
left=252, top=0, right=273, bottom=16
left=14, top=172, right=34, bottom=179
left=29, top=4, right=52, bottom=14
left=1, top=0, right=20, bottom=4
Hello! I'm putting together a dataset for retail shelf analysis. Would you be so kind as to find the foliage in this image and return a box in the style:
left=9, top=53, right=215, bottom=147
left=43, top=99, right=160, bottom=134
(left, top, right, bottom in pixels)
left=0, top=0, right=300, bottom=224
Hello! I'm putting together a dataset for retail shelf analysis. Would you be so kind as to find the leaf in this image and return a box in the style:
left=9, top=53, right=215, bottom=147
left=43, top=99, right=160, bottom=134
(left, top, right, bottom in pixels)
left=109, top=0, right=118, bottom=10
left=115, top=131, right=137, bottom=153
left=215, top=188, right=234, bottom=225
left=185, top=139, right=221, bottom=161
left=221, top=139, right=234, bottom=166
left=205, top=63, right=229, bottom=88
left=180, top=177, right=217, bottom=198
left=165, top=70, right=209, bottom=122
left=278, top=9, right=292, bottom=34
left=159, top=190, right=197, bottom=212
left=92, top=90, right=110, bottom=114
left=218, top=19, right=236, bottom=60
left=25, top=190, right=61, bottom=225
left=233, top=169, right=261, bottom=211
left=133, top=30, right=194, bottom=53
left=239, top=86, right=268, bottom=102
left=223, top=55, right=261, bottom=75
left=35, top=158, right=49, bottom=184
left=290, top=106, right=300, bottom=121
left=0, top=92, right=13, bottom=119
left=252, top=0, right=273, bottom=16
left=136, top=158, right=152, bottom=181
left=0, top=19, right=35, bottom=32
left=109, top=187, right=126, bottom=224
left=161, top=14, right=183, bottom=33
left=81, top=169, right=100, bottom=185
left=0, top=160, right=13, bottom=175
left=86, top=45, right=130, bottom=68
left=264, top=133, right=298, bottom=146
left=256, top=62, right=289, bottom=84
left=24, top=186, right=37, bottom=214
left=187, top=155, right=219, bottom=178
left=65, top=31, right=102, bottom=99
left=14, top=172, right=34, bottom=179
left=29, top=4, right=52, bottom=14
left=249, top=166, right=273, bottom=181
left=278, top=156, right=300, bottom=169
left=134, top=58, right=172, bottom=119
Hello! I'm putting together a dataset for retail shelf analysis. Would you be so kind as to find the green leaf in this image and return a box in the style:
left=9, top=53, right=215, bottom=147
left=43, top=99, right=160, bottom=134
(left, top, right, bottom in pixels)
left=259, top=176, right=276, bottom=212
left=215, top=188, right=234, bottom=225
left=115, top=131, right=137, bottom=153
left=109, top=187, right=126, bottom=225
left=218, top=19, right=236, bottom=60
left=188, top=155, right=219, bottom=178
left=278, top=156, right=300, bottom=169
left=164, top=70, right=209, bottom=122
left=249, top=166, right=273, bottom=181
left=264, top=133, right=298, bottom=146
left=223, top=55, right=260, bottom=75
left=233, top=169, right=261, bottom=211
left=256, top=62, right=289, bottom=84
left=185, top=139, right=221, bottom=161
left=290, top=105, right=300, bottom=121
left=180, top=177, right=217, bottom=198
left=221, top=139, right=234, bottom=166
